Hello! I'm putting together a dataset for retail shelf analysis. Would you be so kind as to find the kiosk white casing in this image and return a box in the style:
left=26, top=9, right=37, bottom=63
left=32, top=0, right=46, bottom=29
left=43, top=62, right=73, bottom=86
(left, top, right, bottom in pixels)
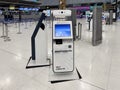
left=52, top=21, right=74, bottom=73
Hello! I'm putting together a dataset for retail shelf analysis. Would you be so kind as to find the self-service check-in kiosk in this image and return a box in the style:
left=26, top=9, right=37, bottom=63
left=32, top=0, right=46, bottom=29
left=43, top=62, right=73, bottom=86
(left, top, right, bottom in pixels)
left=52, top=21, right=74, bottom=73
left=49, top=10, right=81, bottom=83
left=52, top=10, right=74, bottom=73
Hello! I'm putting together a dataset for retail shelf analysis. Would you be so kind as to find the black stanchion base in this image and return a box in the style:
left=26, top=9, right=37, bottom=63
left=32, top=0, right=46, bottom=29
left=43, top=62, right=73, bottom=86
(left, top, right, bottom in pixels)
left=4, top=38, right=11, bottom=42
left=17, top=32, right=22, bottom=34
left=1, top=36, right=6, bottom=38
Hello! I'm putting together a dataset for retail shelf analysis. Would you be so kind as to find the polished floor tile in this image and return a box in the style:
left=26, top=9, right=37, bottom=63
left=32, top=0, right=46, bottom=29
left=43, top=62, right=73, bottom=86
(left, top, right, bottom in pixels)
left=0, top=19, right=120, bottom=90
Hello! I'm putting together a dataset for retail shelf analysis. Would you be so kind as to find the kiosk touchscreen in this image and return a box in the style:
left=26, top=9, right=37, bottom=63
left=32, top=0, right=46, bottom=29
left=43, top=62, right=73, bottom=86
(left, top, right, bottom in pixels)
left=55, top=24, right=71, bottom=37
left=52, top=21, right=74, bottom=73
left=53, top=21, right=73, bottom=39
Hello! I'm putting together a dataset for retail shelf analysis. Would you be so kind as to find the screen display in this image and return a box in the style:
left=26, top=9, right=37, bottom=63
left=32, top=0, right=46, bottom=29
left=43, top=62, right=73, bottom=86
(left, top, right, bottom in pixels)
left=35, top=8, right=39, bottom=11
left=28, top=8, right=32, bottom=11
left=55, top=24, right=71, bottom=37
left=19, top=8, right=24, bottom=10
left=24, top=8, right=29, bottom=11
left=32, top=8, right=39, bottom=11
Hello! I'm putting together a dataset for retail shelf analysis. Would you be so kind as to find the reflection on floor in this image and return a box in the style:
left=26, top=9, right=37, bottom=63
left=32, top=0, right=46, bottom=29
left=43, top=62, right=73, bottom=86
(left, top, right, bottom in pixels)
left=0, top=19, right=120, bottom=90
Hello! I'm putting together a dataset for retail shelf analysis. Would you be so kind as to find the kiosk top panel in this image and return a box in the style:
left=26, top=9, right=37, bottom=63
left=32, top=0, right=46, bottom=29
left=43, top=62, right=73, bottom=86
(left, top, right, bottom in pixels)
left=52, top=10, right=71, bottom=17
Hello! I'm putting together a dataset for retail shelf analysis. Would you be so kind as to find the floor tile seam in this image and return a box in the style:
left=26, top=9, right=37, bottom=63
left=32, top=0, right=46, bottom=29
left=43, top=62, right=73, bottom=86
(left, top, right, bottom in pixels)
left=0, top=48, right=28, bottom=60
left=0, top=48, right=52, bottom=88
left=0, top=67, right=25, bottom=90
left=105, top=53, right=113, bottom=90
left=33, top=78, right=53, bottom=89
left=8, top=65, right=51, bottom=89
left=25, top=67, right=53, bottom=89
left=105, top=28, right=120, bottom=90
left=11, top=63, right=46, bottom=78
left=81, top=80, right=105, bottom=90
left=23, top=72, right=53, bottom=89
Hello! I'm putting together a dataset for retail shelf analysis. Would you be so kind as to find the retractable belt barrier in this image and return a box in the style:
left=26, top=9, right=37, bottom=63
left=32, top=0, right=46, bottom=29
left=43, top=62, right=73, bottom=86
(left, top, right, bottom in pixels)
left=0, top=17, right=40, bottom=42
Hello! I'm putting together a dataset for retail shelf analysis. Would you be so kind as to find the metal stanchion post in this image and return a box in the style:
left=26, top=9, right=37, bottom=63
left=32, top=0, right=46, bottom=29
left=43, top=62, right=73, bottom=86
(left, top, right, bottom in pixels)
left=1, top=22, right=6, bottom=38
left=88, top=21, right=90, bottom=30
left=29, top=19, right=32, bottom=26
left=4, top=23, right=11, bottom=42
left=25, top=20, right=28, bottom=29
left=87, top=17, right=91, bottom=30
left=79, top=23, right=82, bottom=40
left=15, top=21, right=18, bottom=28
left=35, top=19, right=37, bottom=24
left=0, top=23, right=1, bottom=26
left=22, top=20, right=24, bottom=25
left=17, top=22, right=22, bottom=34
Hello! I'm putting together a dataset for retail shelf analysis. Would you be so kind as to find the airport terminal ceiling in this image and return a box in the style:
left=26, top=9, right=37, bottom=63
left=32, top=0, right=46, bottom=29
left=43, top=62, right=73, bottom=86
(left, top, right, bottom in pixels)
left=0, top=0, right=41, bottom=7
left=41, top=0, right=112, bottom=6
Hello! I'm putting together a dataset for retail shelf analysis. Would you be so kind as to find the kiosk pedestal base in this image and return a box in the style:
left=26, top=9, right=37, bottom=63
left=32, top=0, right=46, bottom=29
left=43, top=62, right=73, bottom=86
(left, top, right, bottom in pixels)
left=49, top=67, right=82, bottom=83
left=26, top=57, right=50, bottom=69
